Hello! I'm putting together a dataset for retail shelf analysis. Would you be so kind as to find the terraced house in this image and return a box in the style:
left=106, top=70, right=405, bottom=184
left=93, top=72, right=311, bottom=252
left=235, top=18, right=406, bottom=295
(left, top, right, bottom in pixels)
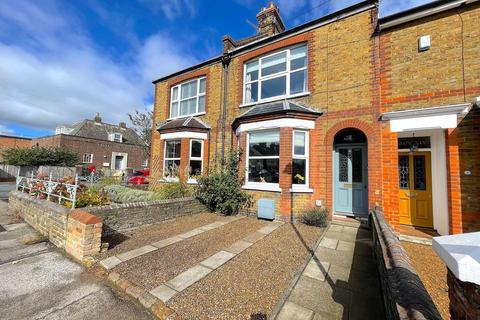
left=150, top=0, right=480, bottom=235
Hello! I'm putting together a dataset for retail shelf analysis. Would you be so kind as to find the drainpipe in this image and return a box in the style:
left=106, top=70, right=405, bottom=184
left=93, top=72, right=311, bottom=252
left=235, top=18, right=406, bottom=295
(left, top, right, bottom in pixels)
left=221, top=53, right=231, bottom=166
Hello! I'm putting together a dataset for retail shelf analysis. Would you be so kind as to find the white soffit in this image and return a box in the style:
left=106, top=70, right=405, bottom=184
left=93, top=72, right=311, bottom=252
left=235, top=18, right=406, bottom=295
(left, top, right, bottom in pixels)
left=160, top=132, right=207, bottom=140
left=236, top=118, right=315, bottom=134
left=381, top=103, right=471, bottom=132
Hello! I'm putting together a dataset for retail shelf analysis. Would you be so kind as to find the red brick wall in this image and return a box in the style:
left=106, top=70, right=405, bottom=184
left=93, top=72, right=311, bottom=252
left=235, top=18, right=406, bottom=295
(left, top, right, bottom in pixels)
left=0, top=135, right=32, bottom=161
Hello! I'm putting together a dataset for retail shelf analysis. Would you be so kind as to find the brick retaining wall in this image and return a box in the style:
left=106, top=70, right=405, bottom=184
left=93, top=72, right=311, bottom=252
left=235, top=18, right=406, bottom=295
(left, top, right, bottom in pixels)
left=370, top=207, right=441, bottom=320
left=8, top=191, right=102, bottom=261
left=88, top=198, right=207, bottom=235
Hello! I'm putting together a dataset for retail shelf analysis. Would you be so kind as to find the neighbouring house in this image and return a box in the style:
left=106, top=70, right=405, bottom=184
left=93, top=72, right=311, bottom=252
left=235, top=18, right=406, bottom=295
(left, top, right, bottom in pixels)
left=0, top=135, right=32, bottom=162
left=33, top=113, right=148, bottom=171
left=150, top=0, right=480, bottom=235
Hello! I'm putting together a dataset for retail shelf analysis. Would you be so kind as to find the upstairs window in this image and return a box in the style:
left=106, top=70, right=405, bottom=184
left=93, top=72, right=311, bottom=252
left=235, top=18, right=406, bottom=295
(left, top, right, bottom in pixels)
left=170, top=77, right=206, bottom=118
left=109, top=133, right=122, bottom=143
left=244, top=44, right=307, bottom=104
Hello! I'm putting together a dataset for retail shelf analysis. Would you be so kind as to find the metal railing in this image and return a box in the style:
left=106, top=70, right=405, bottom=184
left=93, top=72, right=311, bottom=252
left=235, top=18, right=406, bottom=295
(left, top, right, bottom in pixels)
left=16, top=172, right=79, bottom=209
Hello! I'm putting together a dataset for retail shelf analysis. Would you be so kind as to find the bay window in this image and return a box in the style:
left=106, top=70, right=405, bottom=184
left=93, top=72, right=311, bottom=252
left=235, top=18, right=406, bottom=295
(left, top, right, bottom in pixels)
left=247, top=130, right=280, bottom=185
left=164, top=140, right=181, bottom=179
left=292, top=130, right=309, bottom=189
left=243, top=44, right=308, bottom=104
left=189, top=139, right=203, bottom=180
left=170, top=77, right=206, bottom=118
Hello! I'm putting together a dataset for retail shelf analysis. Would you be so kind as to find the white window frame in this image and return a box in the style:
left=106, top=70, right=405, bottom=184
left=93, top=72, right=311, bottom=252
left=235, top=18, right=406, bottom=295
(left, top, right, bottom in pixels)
left=82, top=153, right=93, bottom=164
left=291, top=130, right=312, bottom=192
left=169, top=77, right=206, bottom=119
left=242, top=44, right=309, bottom=106
left=163, top=139, right=181, bottom=181
left=243, top=129, right=281, bottom=192
left=188, top=139, right=204, bottom=183
left=109, top=133, right=122, bottom=143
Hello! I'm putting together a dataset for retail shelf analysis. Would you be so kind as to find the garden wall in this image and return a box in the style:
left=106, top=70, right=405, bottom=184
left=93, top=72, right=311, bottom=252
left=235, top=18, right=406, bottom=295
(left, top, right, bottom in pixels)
left=88, top=198, right=206, bottom=235
left=8, top=191, right=102, bottom=261
left=370, top=207, right=441, bottom=320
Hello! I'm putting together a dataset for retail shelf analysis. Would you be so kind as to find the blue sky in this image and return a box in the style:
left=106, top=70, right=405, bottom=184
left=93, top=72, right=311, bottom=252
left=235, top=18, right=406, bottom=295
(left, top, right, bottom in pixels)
left=0, top=0, right=430, bottom=137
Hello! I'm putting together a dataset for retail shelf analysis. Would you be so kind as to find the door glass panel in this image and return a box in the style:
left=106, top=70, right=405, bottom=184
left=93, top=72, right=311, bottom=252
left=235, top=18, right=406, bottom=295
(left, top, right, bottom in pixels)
left=352, top=148, right=362, bottom=183
left=398, top=155, right=409, bottom=189
left=414, top=155, right=426, bottom=190
left=339, top=149, right=349, bottom=182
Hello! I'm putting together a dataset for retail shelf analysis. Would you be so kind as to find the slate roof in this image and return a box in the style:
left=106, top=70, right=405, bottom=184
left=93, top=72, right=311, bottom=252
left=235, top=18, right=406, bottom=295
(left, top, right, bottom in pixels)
left=234, top=100, right=322, bottom=123
left=157, top=116, right=211, bottom=131
left=64, top=119, right=143, bottom=145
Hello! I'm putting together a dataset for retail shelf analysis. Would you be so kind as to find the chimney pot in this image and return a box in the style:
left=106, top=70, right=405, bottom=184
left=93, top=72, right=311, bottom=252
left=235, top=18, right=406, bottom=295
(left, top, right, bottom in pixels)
left=119, top=122, right=126, bottom=129
left=256, top=2, right=285, bottom=36
left=94, top=112, right=102, bottom=123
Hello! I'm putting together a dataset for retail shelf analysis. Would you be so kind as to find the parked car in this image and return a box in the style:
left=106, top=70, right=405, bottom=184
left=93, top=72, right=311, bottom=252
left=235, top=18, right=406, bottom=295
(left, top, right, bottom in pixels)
left=127, top=169, right=149, bottom=184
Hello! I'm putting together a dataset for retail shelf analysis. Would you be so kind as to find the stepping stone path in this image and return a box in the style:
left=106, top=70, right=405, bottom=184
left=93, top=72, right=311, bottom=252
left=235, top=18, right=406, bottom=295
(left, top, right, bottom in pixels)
left=100, top=215, right=245, bottom=270
left=275, top=221, right=385, bottom=320
left=148, top=221, right=284, bottom=302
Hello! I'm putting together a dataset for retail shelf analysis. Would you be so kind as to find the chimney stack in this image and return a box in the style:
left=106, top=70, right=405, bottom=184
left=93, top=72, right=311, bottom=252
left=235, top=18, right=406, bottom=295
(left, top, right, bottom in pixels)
left=119, top=122, right=127, bottom=129
left=256, top=2, right=285, bottom=36
left=94, top=112, right=102, bottom=123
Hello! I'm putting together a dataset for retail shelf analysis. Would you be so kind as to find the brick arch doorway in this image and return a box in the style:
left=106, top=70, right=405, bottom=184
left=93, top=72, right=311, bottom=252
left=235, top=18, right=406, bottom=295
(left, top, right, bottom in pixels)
left=332, top=128, right=368, bottom=217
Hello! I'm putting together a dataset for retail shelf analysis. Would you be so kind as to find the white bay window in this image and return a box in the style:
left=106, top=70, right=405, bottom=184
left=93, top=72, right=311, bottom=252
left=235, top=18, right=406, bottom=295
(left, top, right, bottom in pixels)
left=243, top=44, right=308, bottom=104
left=170, top=77, right=206, bottom=118
left=163, top=140, right=181, bottom=179
left=246, top=130, right=280, bottom=188
left=292, top=130, right=309, bottom=190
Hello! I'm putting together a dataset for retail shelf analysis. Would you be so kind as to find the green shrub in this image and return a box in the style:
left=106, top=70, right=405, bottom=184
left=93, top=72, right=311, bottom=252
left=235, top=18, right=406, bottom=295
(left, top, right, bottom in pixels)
left=299, top=208, right=329, bottom=227
left=195, top=149, right=252, bottom=215
left=102, top=185, right=158, bottom=203
left=157, top=179, right=192, bottom=199
left=2, top=146, right=79, bottom=166
left=72, top=187, right=109, bottom=208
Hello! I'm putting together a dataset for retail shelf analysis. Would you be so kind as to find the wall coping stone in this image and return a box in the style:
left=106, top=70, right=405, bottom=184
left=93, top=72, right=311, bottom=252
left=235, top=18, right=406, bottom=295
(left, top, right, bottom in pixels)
left=433, top=232, right=480, bottom=285
left=70, top=210, right=102, bottom=225
left=370, top=207, right=441, bottom=320
left=88, top=197, right=198, bottom=211
left=10, top=190, right=68, bottom=216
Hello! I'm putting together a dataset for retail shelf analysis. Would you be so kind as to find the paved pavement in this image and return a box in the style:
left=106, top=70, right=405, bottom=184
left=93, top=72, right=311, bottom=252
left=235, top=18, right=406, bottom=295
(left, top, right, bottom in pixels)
left=275, top=221, right=385, bottom=320
left=0, top=200, right=153, bottom=320
left=0, top=182, right=15, bottom=200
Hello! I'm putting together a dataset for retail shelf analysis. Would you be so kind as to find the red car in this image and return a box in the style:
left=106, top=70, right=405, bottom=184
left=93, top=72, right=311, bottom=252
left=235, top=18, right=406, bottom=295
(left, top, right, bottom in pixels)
left=127, top=169, right=149, bottom=185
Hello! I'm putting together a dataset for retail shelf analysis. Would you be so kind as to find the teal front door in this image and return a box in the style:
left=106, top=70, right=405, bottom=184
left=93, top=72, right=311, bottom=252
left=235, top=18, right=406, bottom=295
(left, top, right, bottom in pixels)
left=334, top=145, right=368, bottom=215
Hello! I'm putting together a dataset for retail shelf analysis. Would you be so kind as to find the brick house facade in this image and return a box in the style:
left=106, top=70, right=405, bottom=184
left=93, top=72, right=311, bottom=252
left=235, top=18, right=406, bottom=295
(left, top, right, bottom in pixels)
left=150, top=0, right=480, bottom=234
left=34, top=114, right=148, bottom=171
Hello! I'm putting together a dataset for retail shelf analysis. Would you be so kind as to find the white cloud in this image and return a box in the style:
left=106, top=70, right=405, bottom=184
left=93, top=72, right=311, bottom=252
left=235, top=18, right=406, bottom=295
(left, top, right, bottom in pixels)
left=0, top=124, right=14, bottom=135
left=138, top=0, right=196, bottom=21
left=0, top=0, right=197, bottom=134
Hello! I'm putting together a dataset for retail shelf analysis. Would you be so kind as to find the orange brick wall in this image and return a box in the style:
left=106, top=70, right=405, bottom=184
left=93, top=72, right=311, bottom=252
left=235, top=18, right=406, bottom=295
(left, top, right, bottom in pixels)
left=0, top=135, right=32, bottom=161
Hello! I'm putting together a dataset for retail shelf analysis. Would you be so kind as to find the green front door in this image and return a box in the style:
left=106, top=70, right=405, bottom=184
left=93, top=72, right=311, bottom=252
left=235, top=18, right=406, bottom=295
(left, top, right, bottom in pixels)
left=334, top=145, right=368, bottom=216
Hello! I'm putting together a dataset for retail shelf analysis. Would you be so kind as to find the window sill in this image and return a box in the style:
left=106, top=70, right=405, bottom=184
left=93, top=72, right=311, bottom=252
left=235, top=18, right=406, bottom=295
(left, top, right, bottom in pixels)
left=242, top=184, right=282, bottom=192
left=290, top=187, right=314, bottom=193
left=239, top=92, right=311, bottom=108
left=187, top=179, right=198, bottom=184
left=160, top=177, right=179, bottom=183
left=167, top=112, right=206, bottom=121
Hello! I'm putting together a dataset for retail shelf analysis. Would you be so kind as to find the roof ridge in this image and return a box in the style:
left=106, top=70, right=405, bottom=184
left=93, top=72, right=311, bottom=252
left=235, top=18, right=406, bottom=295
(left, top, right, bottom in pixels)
left=183, top=116, right=193, bottom=126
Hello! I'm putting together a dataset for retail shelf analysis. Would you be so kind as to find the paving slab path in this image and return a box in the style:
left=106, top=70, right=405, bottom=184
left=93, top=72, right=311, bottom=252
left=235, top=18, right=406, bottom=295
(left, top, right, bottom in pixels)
left=0, top=200, right=153, bottom=320
left=275, top=221, right=385, bottom=320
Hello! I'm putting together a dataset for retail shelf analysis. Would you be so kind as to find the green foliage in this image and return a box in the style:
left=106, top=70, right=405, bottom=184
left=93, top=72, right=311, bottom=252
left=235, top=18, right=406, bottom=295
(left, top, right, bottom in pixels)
left=128, top=108, right=153, bottom=158
left=195, top=149, right=252, bottom=215
left=299, top=207, right=329, bottom=227
left=157, top=179, right=193, bottom=199
left=72, top=187, right=109, bottom=208
left=2, top=146, right=79, bottom=166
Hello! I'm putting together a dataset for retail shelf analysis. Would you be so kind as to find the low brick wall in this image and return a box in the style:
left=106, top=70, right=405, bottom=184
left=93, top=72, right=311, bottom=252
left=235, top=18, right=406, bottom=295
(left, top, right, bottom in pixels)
left=88, top=198, right=207, bottom=235
left=370, top=207, right=441, bottom=320
left=8, top=191, right=102, bottom=261
left=9, top=191, right=69, bottom=248
left=447, top=269, right=480, bottom=319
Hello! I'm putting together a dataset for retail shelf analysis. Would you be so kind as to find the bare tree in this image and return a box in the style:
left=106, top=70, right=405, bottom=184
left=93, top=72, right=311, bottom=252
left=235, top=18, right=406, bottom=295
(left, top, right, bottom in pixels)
left=128, top=108, right=153, bottom=158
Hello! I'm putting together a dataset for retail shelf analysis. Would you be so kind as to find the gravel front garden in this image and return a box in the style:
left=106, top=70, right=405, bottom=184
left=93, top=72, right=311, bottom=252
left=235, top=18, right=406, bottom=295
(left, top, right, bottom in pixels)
left=402, top=241, right=449, bottom=319
left=94, top=212, right=324, bottom=319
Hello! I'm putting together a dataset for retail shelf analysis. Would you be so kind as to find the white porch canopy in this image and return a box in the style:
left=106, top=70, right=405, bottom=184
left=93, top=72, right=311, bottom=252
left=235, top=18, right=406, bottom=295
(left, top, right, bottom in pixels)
left=380, top=103, right=471, bottom=132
